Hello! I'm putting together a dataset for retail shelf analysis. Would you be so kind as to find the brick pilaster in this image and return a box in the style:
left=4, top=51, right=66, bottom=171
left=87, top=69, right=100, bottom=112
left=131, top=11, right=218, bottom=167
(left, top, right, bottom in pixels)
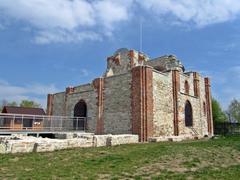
left=193, top=72, right=200, bottom=97
left=172, top=70, right=180, bottom=136
left=205, top=78, right=213, bottom=135
left=47, top=94, right=54, bottom=116
left=128, top=50, right=135, bottom=68
left=131, top=66, right=153, bottom=142
left=93, top=78, right=105, bottom=135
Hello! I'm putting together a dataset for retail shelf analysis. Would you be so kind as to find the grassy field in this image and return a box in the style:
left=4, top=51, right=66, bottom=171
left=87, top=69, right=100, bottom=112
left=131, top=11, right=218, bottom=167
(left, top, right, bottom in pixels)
left=1, top=136, right=240, bottom=179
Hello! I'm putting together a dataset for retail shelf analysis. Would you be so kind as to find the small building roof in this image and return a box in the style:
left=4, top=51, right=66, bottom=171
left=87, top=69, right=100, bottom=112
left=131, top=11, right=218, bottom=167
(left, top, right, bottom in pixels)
left=1, top=106, right=46, bottom=115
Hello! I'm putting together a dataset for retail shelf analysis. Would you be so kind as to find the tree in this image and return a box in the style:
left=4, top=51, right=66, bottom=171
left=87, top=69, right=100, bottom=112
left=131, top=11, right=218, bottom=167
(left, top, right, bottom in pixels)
left=228, top=99, right=240, bottom=123
left=212, top=98, right=227, bottom=123
left=20, top=100, right=41, bottom=108
left=7, top=101, right=18, bottom=107
left=0, top=100, right=18, bottom=112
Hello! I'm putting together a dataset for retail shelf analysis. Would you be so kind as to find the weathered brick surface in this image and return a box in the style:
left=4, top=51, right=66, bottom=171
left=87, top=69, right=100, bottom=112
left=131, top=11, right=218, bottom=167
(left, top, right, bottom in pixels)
left=105, top=49, right=148, bottom=77
left=205, top=78, right=214, bottom=135
left=93, top=78, right=104, bottom=135
left=49, top=49, right=213, bottom=140
left=132, top=66, right=153, bottom=142
left=47, top=94, right=54, bottom=115
left=172, top=70, right=180, bottom=136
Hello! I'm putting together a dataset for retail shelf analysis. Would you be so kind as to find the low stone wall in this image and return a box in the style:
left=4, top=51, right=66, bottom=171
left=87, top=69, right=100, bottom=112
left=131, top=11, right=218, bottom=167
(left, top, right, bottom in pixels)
left=0, top=134, right=139, bottom=154
left=148, top=134, right=201, bottom=142
left=93, top=134, right=139, bottom=147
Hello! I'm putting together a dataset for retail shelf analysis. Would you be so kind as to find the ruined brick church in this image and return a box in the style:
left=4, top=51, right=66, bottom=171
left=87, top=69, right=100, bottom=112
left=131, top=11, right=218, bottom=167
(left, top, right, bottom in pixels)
left=47, top=48, right=213, bottom=142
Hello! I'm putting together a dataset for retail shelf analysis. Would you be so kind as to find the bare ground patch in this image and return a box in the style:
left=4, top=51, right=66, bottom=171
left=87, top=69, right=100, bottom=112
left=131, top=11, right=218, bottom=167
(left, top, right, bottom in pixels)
left=130, top=146, right=240, bottom=178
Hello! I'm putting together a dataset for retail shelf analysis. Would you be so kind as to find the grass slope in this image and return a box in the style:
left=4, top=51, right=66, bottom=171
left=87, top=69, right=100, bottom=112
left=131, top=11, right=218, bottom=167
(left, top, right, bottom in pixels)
left=1, top=136, right=240, bottom=179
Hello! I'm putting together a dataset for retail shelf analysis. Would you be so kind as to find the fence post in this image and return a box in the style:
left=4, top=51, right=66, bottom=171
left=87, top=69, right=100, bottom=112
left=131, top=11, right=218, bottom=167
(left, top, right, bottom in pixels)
left=13, top=114, right=15, bottom=130
left=33, top=116, right=35, bottom=130
left=21, top=115, right=24, bottom=130
left=60, top=116, right=63, bottom=131
left=76, top=117, right=78, bottom=131
left=50, top=116, right=52, bottom=131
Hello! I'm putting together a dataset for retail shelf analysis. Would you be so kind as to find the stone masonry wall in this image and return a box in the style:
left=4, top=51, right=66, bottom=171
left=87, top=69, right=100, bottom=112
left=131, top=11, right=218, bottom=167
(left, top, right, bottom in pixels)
left=200, top=76, right=209, bottom=136
left=65, top=84, right=97, bottom=133
left=178, top=73, right=209, bottom=137
left=103, top=72, right=132, bottom=134
left=52, top=92, right=65, bottom=116
left=152, top=71, right=174, bottom=136
left=51, top=84, right=97, bottom=133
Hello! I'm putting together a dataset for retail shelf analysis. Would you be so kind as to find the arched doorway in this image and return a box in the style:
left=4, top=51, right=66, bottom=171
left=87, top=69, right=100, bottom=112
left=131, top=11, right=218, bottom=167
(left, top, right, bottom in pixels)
left=185, top=100, right=193, bottom=127
left=73, top=100, right=87, bottom=130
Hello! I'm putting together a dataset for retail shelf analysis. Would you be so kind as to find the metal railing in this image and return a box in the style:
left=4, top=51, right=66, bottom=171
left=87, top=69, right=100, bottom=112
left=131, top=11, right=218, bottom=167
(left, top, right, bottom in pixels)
left=0, top=113, right=89, bottom=132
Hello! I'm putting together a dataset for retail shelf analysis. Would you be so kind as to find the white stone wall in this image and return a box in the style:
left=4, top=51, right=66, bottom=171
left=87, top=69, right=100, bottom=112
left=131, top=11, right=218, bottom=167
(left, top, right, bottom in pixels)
left=103, top=72, right=132, bottom=134
left=199, top=76, right=209, bottom=136
left=0, top=134, right=139, bottom=154
left=179, top=73, right=194, bottom=96
left=178, top=73, right=209, bottom=137
left=152, top=71, right=174, bottom=136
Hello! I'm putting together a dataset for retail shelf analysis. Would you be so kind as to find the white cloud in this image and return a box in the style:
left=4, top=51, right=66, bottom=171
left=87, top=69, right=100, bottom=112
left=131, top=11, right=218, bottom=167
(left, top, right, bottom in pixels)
left=0, top=0, right=95, bottom=30
left=94, top=0, right=132, bottom=30
left=1, top=0, right=240, bottom=43
left=34, top=30, right=101, bottom=44
left=79, top=69, right=90, bottom=77
left=0, top=0, right=133, bottom=43
left=138, top=0, right=240, bottom=27
left=0, top=80, right=60, bottom=108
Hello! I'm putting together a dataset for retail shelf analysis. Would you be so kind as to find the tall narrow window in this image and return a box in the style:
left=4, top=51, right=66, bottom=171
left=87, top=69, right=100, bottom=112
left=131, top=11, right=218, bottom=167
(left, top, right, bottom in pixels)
left=185, top=100, right=193, bottom=127
left=185, top=80, right=190, bottom=95
left=203, top=102, right=206, bottom=116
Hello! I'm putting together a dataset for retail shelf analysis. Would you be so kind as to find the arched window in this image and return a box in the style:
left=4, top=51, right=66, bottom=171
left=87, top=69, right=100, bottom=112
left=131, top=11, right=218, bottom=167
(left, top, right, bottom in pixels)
left=184, top=80, right=190, bottom=95
left=73, top=100, right=87, bottom=130
left=203, top=102, right=206, bottom=116
left=185, top=100, right=193, bottom=127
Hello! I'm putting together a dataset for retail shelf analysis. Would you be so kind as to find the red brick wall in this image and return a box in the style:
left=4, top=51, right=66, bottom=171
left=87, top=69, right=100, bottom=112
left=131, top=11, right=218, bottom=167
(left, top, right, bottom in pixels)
left=131, top=66, right=153, bottom=142
left=47, top=94, right=54, bottom=116
left=172, top=70, right=180, bottom=136
left=93, top=78, right=105, bottom=135
left=193, top=72, right=200, bottom=97
left=205, top=77, right=213, bottom=135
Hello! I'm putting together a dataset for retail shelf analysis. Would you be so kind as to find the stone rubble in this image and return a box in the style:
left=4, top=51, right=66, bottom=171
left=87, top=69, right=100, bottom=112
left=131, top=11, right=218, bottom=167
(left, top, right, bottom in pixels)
left=0, top=133, right=139, bottom=154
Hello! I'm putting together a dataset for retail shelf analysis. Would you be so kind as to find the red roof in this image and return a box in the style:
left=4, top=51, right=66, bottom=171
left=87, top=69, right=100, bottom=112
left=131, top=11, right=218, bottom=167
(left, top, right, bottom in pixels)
left=1, top=106, right=46, bottom=115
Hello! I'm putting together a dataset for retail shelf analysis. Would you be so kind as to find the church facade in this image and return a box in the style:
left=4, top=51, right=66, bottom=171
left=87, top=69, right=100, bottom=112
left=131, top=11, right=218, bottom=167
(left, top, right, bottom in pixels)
left=47, top=48, right=213, bottom=142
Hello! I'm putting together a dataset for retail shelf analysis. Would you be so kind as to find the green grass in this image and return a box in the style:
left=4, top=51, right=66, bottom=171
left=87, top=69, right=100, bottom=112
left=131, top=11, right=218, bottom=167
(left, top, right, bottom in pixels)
left=1, top=136, right=240, bottom=179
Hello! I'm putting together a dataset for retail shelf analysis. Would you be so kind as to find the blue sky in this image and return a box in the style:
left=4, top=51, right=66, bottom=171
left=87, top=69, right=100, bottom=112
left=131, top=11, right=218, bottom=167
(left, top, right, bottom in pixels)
left=0, top=0, right=240, bottom=109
